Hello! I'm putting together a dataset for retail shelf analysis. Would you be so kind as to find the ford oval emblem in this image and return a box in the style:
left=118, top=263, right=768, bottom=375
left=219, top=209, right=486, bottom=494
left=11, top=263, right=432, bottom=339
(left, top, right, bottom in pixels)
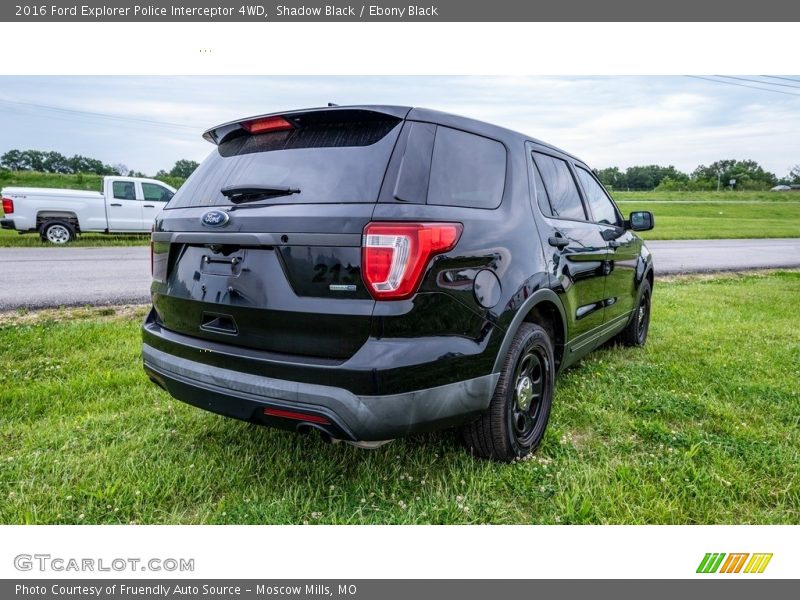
left=201, top=209, right=230, bottom=228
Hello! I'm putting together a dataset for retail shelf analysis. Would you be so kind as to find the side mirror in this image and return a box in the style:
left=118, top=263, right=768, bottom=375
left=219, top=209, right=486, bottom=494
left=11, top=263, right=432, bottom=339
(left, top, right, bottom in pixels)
left=626, top=211, right=655, bottom=232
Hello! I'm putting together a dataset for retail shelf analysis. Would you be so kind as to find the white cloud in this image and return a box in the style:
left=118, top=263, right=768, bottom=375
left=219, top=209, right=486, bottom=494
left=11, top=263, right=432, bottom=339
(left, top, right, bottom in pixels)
left=0, top=76, right=797, bottom=177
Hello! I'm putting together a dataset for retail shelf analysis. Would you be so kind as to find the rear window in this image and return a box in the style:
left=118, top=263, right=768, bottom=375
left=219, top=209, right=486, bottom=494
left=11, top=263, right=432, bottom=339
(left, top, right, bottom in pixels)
left=427, top=127, right=506, bottom=209
left=166, top=114, right=402, bottom=208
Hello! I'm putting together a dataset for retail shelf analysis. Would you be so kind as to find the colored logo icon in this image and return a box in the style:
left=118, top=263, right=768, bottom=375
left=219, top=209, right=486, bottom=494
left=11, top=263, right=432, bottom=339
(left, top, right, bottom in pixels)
left=697, top=553, right=773, bottom=574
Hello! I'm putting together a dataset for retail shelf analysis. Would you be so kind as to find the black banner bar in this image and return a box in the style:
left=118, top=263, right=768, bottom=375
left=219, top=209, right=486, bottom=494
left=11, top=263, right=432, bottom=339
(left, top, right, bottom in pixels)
left=3, top=0, right=800, bottom=22
left=4, top=580, right=799, bottom=600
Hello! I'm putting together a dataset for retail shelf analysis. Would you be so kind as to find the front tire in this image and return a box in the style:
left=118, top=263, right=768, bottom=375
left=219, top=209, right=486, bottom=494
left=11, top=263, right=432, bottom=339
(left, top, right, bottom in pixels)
left=461, top=323, right=555, bottom=462
left=40, top=220, right=76, bottom=244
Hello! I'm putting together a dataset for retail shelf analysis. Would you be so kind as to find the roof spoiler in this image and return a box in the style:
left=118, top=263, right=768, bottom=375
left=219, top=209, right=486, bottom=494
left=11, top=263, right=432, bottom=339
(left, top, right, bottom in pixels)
left=202, top=105, right=412, bottom=145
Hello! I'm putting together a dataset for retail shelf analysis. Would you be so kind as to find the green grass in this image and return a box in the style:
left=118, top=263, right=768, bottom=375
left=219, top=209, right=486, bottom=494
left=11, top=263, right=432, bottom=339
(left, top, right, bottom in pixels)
left=0, top=170, right=108, bottom=192
left=1, top=272, right=799, bottom=524
left=0, top=229, right=150, bottom=247
left=616, top=200, right=800, bottom=240
left=612, top=189, right=800, bottom=240
left=0, top=170, right=185, bottom=192
left=613, top=190, right=798, bottom=203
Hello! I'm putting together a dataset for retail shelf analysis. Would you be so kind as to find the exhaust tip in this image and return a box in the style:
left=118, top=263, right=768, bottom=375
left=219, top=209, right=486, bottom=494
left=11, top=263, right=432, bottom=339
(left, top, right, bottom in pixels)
left=340, top=439, right=394, bottom=450
left=297, top=423, right=336, bottom=444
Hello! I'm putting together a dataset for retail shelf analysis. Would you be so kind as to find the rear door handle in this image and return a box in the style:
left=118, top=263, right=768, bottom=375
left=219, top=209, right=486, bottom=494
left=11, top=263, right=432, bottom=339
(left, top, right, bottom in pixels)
left=548, top=236, right=570, bottom=249
left=110, top=203, right=122, bottom=207
left=143, top=204, right=155, bottom=208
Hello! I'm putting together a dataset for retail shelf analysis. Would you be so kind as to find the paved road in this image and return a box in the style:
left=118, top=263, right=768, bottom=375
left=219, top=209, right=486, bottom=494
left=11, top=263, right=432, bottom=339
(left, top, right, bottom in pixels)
left=645, top=238, right=800, bottom=275
left=1, top=238, right=799, bottom=310
left=1, top=246, right=152, bottom=310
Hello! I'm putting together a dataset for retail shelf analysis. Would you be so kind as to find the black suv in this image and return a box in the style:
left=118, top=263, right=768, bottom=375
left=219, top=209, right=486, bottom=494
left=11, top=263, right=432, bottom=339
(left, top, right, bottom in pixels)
left=142, top=105, right=654, bottom=461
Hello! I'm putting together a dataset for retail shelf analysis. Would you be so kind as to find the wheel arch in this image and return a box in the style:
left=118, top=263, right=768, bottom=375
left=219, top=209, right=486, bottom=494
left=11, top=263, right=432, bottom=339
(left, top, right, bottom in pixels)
left=37, top=211, right=81, bottom=232
left=492, top=288, right=567, bottom=375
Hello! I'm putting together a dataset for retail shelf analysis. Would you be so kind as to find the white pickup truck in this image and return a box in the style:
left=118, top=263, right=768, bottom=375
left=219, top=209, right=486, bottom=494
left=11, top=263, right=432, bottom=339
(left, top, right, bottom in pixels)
left=1, top=176, right=177, bottom=244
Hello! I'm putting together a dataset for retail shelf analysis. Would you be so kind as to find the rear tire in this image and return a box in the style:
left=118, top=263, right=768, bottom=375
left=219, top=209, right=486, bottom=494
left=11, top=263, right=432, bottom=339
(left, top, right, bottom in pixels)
left=40, top=220, right=76, bottom=244
left=616, top=279, right=651, bottom=347
left=461, top=323, right=555, bottom=462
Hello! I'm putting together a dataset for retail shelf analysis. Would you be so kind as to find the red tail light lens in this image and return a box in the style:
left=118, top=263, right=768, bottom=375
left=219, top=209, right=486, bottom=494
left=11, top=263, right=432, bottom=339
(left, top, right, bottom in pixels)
left=362, top=222, right=462, bottom=300
left=2, top=197, right=13, bottom=214
left=242, top=116, right=294, bottom=135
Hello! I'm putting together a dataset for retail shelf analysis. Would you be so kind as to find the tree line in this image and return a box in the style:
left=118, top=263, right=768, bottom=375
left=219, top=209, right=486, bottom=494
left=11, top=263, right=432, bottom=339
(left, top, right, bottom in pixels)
left=0, top=149, right=199, bottom=180
left=2, top=148, right=798, bottom=192
left=595, top=160, right=799, bottom=191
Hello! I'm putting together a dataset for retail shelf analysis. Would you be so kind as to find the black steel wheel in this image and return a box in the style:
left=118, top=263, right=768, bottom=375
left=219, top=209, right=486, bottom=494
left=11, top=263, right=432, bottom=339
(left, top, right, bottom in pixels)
left=461, top=322, right=555, bottom=462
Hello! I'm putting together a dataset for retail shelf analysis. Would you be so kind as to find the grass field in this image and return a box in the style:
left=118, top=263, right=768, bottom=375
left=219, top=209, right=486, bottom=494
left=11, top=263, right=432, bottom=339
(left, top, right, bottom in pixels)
left=613, top=190, right=797, bottom=203
left=0, top=170, right=185, bottom=192
left=617, top=199, right=800, bottom=240
left=0, top=230, right=150, bottom=247
left=1, top=271, right=798, bottom=525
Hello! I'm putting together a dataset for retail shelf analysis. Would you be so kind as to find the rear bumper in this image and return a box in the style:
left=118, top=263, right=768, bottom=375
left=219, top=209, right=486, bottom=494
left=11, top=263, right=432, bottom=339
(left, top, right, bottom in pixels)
left=1, top=219, right=16, bottom=230
left=142, top=314, right=499, bottom=441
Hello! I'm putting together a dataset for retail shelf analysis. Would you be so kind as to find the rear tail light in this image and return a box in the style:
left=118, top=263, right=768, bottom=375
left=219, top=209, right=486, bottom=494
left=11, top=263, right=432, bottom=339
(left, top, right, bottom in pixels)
left=362, top=222, right=462, bottom=300
left=2, top=197, right=13, bottom=214
left=242, top=116, right=295, bottom=135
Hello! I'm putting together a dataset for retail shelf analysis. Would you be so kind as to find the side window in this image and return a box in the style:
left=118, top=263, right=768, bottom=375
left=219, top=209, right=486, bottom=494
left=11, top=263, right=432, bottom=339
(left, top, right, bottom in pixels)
left=393, top=121, right=436, bottom=204
left=112, top=181, right=136, bottom=200
left=427, top=126, right=506, bottom=209
left=576, top=167, right=620, bottom=226
left=532, top=153, right=586, bottom=221
left=530, top=156, right=552, bottom=217
left=142, top=183, right=174, bottom=203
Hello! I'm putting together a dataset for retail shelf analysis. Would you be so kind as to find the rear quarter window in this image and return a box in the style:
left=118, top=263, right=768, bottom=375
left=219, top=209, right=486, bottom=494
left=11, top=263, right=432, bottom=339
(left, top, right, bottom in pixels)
left=427, top=127, right=506, bottom=209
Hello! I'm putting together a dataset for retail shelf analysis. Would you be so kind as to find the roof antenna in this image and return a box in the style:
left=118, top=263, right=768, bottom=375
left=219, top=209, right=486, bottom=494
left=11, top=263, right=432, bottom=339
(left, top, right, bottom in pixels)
left=327, top=102, right=339, bottom=107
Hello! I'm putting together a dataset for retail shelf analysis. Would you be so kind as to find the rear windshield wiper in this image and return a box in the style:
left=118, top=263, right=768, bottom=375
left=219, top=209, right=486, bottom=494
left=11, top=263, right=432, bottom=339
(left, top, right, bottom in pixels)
left=221, top=184, right=301, bottom=204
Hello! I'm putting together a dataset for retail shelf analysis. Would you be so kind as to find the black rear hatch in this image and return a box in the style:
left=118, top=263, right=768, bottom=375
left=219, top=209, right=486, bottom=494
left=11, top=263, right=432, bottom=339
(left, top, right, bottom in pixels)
left=150, top=108, right=408, bottom=359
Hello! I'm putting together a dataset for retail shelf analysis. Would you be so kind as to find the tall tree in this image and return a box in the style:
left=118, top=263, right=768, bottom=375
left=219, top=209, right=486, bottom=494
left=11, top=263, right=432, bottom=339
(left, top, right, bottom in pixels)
left=0, top=149, right=24, bottom=170
left=595, top=166, right=626, bottom=190
left=168, top=159, right=199, bottom=179
left=1, top=148, right=117, bottom=175
left=692, top=159, right=777, bottom=189
left=623, top=165, right=688, bottom=191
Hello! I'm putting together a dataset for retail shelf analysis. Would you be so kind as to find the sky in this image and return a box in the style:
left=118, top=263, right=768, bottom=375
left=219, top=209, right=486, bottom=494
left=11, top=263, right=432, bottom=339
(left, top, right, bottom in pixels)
left=0, top=75, right=797, bottom=177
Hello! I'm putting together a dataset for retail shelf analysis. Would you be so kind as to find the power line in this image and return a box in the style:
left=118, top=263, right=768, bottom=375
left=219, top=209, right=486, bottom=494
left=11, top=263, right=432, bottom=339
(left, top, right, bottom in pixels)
left=0, top=97, right=200, bottom=133
left=685, top=75, right=800, bottom=97
left=761, top=75, right=800, bottom=84
left=714, top=75, right=800, bottom=90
